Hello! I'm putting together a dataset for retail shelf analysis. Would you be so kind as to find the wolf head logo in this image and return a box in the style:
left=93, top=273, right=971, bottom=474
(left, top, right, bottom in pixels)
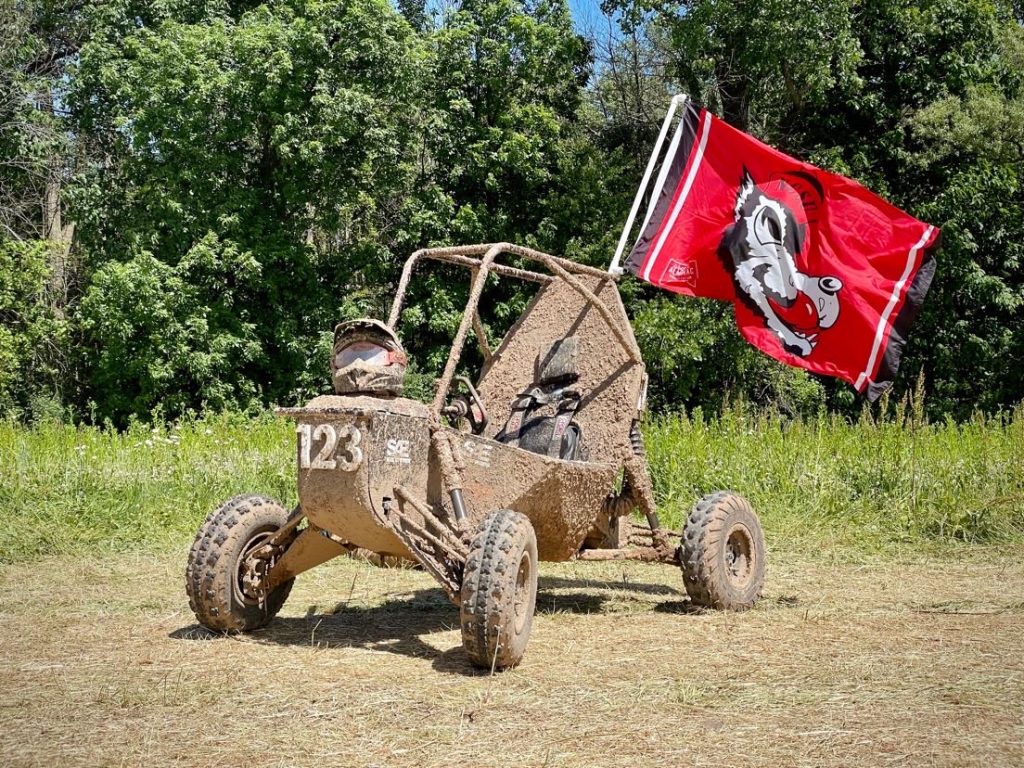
left=719, top=170, right=843, bottom=357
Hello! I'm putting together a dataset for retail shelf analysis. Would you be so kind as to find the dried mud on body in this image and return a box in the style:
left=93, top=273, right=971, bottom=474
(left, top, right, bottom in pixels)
left=1, top=550, right=1022, bottom=768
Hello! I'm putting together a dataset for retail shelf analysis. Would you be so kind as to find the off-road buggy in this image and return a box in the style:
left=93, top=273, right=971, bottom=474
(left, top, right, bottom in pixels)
left=186, top=243, right=766, bottom=669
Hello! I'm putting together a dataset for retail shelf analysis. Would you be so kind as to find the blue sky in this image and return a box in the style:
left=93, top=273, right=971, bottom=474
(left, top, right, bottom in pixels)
left=568, top=0, right=622, bottom=42
left=569, top=0, right=608, bottom=28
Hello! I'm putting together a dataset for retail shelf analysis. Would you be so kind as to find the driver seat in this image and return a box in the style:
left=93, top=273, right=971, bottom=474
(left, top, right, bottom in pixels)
left=495, top=337, right=585, bottom=461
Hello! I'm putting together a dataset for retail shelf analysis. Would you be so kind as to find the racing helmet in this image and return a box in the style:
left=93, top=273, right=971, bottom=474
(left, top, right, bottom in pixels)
left=331, top=319, right=407, bottom=396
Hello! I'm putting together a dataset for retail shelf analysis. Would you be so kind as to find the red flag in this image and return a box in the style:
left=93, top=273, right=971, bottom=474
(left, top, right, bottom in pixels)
left=625, top=102, right=940, bottom=399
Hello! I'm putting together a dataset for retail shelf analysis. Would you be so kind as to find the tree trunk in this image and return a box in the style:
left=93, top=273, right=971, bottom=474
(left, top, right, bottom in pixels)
left=39, top=90, right=75, bottom=318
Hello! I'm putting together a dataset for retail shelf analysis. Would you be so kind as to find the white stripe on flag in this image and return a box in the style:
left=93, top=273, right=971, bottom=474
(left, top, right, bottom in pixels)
left=855, top=225, right=935, bottom=391
left=641, top=110, right=714, bottom=283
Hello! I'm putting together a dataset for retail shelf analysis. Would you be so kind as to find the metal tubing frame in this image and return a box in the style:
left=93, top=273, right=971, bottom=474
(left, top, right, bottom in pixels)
left=393, top=485, right=468, bottom=558
left=386, top=243, right=642, bottom=420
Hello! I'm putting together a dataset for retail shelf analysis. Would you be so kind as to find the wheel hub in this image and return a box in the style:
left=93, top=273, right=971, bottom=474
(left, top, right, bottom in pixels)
left=724, top=523, right=754, bottom=588
left=512, top=550, right=532, bottom=635
left=236, top=533, right=279, bottom=604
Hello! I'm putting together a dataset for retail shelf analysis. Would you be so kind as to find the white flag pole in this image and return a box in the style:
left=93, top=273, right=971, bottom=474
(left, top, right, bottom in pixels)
left=607, top=94, right=690, bottom=276
left=637, top=101, right=688, bottom=241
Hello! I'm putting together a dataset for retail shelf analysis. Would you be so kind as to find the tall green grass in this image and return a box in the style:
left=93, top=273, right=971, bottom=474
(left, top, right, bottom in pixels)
left=645, top=403, right=1024, bottom=550
left=1, top=405, right=1021, bottom=564
left=0, top=413, right=296, bottom=563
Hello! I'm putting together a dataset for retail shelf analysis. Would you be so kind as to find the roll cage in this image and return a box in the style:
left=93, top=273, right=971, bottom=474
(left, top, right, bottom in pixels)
left=385, top=243, right=642, bottom=421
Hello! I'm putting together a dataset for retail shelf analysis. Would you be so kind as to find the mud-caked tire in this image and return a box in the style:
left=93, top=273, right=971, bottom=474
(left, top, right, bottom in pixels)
left=186, top=494, right=295, bottom=632
left=680, top=491, right=765, bottom=610
left=460, top=509, right=538, bottom=670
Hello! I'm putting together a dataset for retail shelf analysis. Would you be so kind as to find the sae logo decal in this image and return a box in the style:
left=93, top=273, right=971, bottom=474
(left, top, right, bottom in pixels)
left=385, top=438, right=411, bottom=465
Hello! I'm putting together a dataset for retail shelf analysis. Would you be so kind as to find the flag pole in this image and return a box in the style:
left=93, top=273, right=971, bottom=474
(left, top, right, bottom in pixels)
left=607, top=94, right=690, bottom=276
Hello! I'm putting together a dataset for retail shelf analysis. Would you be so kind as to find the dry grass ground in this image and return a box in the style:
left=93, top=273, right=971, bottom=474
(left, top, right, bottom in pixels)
left=1, top=548, right=1022, bottom=768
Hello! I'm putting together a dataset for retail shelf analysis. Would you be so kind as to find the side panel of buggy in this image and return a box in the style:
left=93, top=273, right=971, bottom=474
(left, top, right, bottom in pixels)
left=373, top=432, right=620, bottom=562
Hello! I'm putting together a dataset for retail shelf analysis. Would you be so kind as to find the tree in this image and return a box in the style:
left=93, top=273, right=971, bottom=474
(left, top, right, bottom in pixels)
left=77, top=241, right=263, bottom=418
left=0, top=0, right=85, bottom=418
left=390, top=0, right=598, bottom=371
left=641, top=0, right=862, bottom=136
left=418, top=0, right=591, bottom=245
left=2, top=0, right=1018, bottom=423
left=69, top=0, right=421, bottom=422
left=0, top=240, right=69, bottom=418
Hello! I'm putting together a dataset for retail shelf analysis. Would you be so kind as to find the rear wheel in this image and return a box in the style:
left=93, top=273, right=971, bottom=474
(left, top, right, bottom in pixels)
left=460, top=509, right=538, bottom=670
left=680, top=491, right=765, bottom=610
left=186, top=494, right=295, bottom=632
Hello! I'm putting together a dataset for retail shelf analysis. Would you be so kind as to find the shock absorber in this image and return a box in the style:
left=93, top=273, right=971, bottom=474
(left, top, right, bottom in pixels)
left=629, top=419, right=646, bottom=457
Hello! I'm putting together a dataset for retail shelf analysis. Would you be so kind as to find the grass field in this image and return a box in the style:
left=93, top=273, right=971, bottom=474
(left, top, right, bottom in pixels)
left=1, top=550, right=1021, bottom=767
left=644, top=403, right=1024, bottom=548
left=1, top=408, right=1022, bottom=766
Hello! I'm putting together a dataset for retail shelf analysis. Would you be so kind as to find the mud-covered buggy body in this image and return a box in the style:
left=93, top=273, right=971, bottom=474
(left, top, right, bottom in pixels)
left=186, top=244, right=766, bottom=669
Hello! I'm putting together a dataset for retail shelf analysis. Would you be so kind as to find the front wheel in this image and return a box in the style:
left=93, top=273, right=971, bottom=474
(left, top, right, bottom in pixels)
left=186, top=494, right=295, bottom=632
left=460, top=509, right=538, bottom=670
left=680, top=491, right=765, bottom=610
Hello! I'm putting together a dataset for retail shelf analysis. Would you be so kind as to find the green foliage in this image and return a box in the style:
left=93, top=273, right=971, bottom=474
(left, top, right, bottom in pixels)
left=905, top=79, right=1024, bottom=415
left=0, top=241, right=68, bottom=419
left=0, top=413, right=296, bottom=562
left=659, top=0, right=863, bottom=133
left=421, top=0, right=589, bottom=245
left=644, top=401, right=1024, bottom=548
left=388, top=0, right=602, bottom=378
left=78, top=241, right=264, bottom=420
left=64, top=0, right=606, bottom=417
left=69, top=0, right=421, bottom=422
left=0, top=1, right=73, bottom=241
left=1, top=0, right=1023, bottom=422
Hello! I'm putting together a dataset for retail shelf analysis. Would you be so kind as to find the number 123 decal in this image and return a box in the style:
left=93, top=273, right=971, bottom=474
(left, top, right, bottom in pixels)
left=296, top=423, right=363, bottom=471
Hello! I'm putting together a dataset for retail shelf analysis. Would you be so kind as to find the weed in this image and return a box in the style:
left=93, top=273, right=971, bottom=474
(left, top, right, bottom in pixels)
left=0, top=412, right=296, bottom=563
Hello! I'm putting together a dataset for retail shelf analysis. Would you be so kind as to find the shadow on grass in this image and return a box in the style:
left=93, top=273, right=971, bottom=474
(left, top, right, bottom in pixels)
left=170, top=575, right=693, bottom=674
left=535, top=573, right=689, bottom=615
left=169, top=588, right=472, bottom=671
left=540, top=574, right=683, bottom=596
